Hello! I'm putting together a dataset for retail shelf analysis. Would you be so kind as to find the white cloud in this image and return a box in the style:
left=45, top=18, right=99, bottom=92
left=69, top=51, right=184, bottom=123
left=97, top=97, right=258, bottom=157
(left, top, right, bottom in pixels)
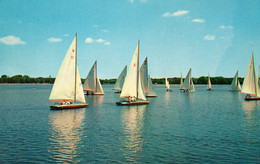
left=128, top=0, right=134, bottom=3
left=204, top=35, right=215, bottom=41
left=64, top=34, right=69, bottom=37
left=192, top=19, right=205, bottom=23
left=104, top=41, right=111, bottom=45
left=47, top=37, right=62, bottom=43
left=162, top=10, right=189, bottom=17
left=93, top=25, right=99, bottom=28
left=0, top=35, right=26, bottom=45
left=96, top=38, right=105, bottom=43
left=18, top=20, right=22, bottom=24
left=219, top=25, right=233, bottom=29
left=85, top=37, right=93, bottom=43
left=141, top=0, right=147, bottom=2
left=101, top=29, right=109, bottom=32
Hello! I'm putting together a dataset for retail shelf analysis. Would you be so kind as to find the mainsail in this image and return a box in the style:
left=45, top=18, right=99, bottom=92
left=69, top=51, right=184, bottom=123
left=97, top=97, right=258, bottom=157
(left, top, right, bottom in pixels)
left=208, top=74, right=212, bottom=89
left=120, top=42, right=146, bottom=101
left=231, top=71, right=241, bottom=91
left=181, top=68, right=195, bottom=91
left=140, top=57, right=157, bottom=97
left=83, top=61, right=104, bottom=94
left=165, top=76, right=170, bottom=90
left=241, top=55, right=258, bottom=95
left=49, top=35, right=86, bottom=103
left=113, top=65, right=127, bottom=91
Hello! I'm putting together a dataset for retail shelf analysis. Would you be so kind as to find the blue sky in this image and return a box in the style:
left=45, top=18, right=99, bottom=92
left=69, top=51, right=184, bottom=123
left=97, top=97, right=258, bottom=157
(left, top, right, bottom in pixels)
left=0, top=0, right=260, bottom=78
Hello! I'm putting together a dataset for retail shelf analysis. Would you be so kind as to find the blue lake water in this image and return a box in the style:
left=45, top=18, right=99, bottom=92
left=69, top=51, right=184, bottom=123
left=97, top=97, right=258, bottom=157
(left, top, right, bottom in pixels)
left=0, top=85, right=260, bottom=163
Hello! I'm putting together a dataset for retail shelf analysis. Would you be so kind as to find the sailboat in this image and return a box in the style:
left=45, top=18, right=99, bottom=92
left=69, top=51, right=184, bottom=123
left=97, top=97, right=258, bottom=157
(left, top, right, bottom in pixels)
left=83, top=61, right=104, bottom=95
left=230, top=71, right=241, bottom=92
left=140, top=57, right=157, bottom=97
left=207, top=74, right=214, bottom=91
left=179, top=73, right=183, bottom=89
left=116, top=41, right=149, bottom=105
left=113, top=65, right=127, bottom=93
left=165, top=75, right=172, bottom=92
left=241, top=54, right=260, bottom=100
left=49, top=34, right=88, bottom=110
left=180, top=68, right=195, bottom=92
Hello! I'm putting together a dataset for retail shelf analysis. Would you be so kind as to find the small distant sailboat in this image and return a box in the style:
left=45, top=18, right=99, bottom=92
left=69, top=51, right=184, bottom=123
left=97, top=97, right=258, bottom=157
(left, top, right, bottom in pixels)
left=165, top=75, right=172, bottom=92
left=241, top=54, right=260, bottom=100
left=179, top=73, right=183, bottom=89
left=113, top=65, right=127, bottom=93
left=83, top=61, right=105, bottom=95
left=116, top=41, right=149, bottom=105
left=49, top=34, right=88, bottom=110
left=207, top=74, right=214, bottom=91
left=140, top=57, right=157, bottom=97
left=180, top=68, right=195, bottom=92
left=230, top=71, right=241, bottom=92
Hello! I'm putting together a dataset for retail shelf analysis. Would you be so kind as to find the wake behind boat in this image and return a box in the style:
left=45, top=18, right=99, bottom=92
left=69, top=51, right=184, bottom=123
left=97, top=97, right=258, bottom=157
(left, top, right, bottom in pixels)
left=49, top=34, right=88, bottom=110
left=116, top=41, right=149, bottom=106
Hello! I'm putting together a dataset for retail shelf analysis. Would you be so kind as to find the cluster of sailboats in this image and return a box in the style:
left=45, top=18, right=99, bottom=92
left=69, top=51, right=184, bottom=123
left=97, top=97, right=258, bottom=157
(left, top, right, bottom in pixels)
left=48, top=35, right=260, bottom=109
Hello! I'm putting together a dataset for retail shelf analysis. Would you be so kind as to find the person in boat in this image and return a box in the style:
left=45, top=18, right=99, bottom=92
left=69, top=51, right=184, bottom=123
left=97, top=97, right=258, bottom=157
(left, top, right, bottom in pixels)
left=127, top=96, right=131, bottom=102
left=246, top=94, right=251, bottom=98
left=62, top=101, right=65, bottom=105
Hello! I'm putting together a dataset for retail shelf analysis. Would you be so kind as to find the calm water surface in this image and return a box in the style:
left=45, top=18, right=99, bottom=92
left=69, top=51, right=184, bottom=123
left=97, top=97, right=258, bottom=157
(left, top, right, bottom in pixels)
left=0, top=85, right=260, bottom=163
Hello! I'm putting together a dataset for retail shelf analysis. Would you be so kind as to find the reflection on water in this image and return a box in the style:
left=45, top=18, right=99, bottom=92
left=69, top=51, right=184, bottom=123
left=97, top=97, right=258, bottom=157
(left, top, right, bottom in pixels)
left=48, top=109, right=86, bottom=163
left=120, top=105, right=147, bottom=162
left=165, top=92, right=170, bottom=107
left=86, top=95, right=104, bottom=106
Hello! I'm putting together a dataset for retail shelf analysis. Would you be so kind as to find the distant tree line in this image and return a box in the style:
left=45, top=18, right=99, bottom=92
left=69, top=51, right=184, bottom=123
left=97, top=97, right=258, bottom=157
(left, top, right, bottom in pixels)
left=0, top=74, right=243, bottom=85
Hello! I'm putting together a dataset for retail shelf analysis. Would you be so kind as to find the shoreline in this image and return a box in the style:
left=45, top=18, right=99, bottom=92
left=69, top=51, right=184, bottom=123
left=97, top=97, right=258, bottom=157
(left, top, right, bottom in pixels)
left=0, top=83, right=230, bottom=86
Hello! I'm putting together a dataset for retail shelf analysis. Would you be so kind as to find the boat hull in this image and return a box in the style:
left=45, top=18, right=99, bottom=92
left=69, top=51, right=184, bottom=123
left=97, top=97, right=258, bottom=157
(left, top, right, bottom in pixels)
left=114, top=90, right=121, bottom=93
left=245, top=97, right=260, bottom=101
left=167, top=89, right=173, bottom=92
left=50, top=103, right=88, bottom=110
left=84, top=91, right=105, bottom=95
left=146, top=95, right=157, bottom=97
left=207, top=89, right=214, bottom=91
left=116, top=101, right=149, bottom=106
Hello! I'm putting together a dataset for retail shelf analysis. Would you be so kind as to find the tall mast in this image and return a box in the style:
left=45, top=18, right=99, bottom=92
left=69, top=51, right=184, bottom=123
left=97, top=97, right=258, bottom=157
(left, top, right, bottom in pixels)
left=146, top=57, right=148, bottom=92
left=74, top=33, right=77, bottom=102
left=95, top=61, right=97, bottom=92
left=136, top=40, right=140, bottom=99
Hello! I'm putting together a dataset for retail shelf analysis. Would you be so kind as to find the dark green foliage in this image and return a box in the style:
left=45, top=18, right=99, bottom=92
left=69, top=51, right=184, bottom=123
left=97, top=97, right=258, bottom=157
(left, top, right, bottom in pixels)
left=0, top=74, right=244, bottom=85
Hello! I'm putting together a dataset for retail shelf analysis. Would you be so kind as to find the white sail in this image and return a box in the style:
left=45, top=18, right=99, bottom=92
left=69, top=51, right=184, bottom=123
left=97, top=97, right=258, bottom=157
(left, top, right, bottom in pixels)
left=191, top=77, right=195, bottom=92
left=140, top=57, right=156, bottom=96
left=242, top=55, right=257, bottom=95
left=180, top=73, right=183, bottom=88
left=181, top=69, right=195, bottom=91
left=182, top=69, right=191, bottom=89
left=257, top=66, right=260, bottom=96
left=83, top=61, right=96, bottom=91
left=120, top=43, right=146, bottom=101
left=165, top=77, right=170, bottom=89
left=208, top=74, right=212, bottom=89
left=147, top=75, right=157, bottom=96
left=114, top=65, right=127, bottom=90
left=49, top=36, right=86, bottom=103
left=96, top=77, right=104, bottom=94
left=230, top=71, right=241, bottom=91
left=140, top=57, right=148, bottom=94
